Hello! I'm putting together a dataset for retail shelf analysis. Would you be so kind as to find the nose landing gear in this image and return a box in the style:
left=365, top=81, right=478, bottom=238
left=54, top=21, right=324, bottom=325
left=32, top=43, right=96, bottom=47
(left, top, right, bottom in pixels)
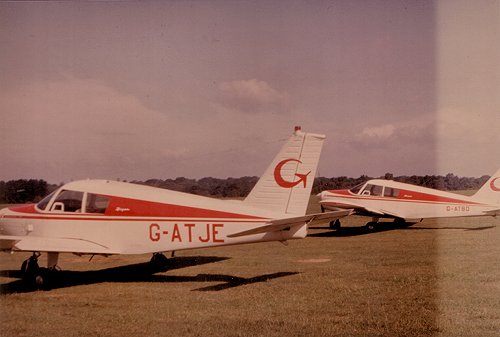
left=20, top=252, right=60, bottom=290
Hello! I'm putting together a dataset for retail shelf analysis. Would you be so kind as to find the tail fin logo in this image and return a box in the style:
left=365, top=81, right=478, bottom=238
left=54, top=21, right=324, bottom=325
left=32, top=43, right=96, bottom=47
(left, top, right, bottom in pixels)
left=274, top=159, right=311, bottom=188
left=490, top=177, right=500, bottom=191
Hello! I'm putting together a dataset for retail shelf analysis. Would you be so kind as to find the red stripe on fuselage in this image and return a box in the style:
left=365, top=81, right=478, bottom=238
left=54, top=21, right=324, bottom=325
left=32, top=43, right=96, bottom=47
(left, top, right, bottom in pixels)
left=325, top=189, right=352, bottom=196
left=104, top=196, right=265, bottom=219
left=6, top=199, right=266, bottom=222
left=8, top=204, right=38, bottom=213
left=2, top=214, right=267, bottom=223
left=324, top=189, right=480, bottom=205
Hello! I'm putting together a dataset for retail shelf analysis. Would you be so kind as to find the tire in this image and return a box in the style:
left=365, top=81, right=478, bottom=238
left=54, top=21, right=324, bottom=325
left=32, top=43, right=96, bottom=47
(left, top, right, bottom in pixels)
left=34, top=268, right=52, bottom=290
left=150, top=253, right=168, bottom=271
left=20, top=260, right=28, bottom=275
left=365, top=222, right=377, bottom=231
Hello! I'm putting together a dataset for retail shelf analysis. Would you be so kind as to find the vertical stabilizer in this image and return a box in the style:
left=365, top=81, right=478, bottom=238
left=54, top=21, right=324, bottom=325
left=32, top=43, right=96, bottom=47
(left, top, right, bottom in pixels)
left=472, top=168, right=500, bottom=205
left=243, top=127, right=326, bottom=216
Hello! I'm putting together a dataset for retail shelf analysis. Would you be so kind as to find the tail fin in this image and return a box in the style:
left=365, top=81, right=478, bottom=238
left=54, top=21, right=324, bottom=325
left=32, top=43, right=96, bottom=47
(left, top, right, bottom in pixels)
left=472, top=168, right=500, bottom=205
left=243, top=127, right=325, bottom=216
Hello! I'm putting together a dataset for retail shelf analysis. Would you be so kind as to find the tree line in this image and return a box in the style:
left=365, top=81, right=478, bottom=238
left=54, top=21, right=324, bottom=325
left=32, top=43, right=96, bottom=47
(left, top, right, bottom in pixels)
left=0, top=180, right=56, bottom=204
left=0, top=173, right=490, bottom=204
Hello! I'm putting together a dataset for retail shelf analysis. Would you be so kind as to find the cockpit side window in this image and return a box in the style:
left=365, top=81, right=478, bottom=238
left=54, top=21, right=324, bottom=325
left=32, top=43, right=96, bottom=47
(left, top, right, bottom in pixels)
left=361, top=184, right=383, bottom=196
left=50, top=190, right=84, bottom=212
left=384, top=187, right=400, bottom=198
left=371, top=185, right=383, bottom=196
left=85, top=193, right=110, bottom=214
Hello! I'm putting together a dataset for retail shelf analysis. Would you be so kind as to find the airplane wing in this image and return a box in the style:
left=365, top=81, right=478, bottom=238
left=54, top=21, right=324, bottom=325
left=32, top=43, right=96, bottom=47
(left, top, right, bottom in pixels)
left=0, top=235, right=119, bottom=255
left=377, top=209, right=407, bottom=218
left=320, top=199, right=415, bottom=219
left=227, top=210, right=352, bottom=238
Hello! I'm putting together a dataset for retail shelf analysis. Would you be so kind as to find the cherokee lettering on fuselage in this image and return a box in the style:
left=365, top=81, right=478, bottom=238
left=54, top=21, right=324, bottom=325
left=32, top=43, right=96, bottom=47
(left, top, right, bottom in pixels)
left=149, top=223, right=225, bottom=243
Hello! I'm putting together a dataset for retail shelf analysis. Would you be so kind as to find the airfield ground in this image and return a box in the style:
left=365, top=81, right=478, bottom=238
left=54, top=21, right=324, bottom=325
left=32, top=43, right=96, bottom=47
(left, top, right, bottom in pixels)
left=0, top=198, right=499, bottom=337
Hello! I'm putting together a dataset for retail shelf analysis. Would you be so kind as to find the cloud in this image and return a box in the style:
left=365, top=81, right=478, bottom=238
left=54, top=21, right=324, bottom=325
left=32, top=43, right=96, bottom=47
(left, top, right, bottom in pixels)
left=216, top=79, right=291, bottom=114
left=351, top=108, right=498, bottom=155
left=0, top=76, right=297, bottom=182
left=0, top=77, right=188, bottom=181
left=359, top=124, right=396, bottom=140
left=336, top=108, right=498, bottom=176
left=350, top=117, right=435, bottom=150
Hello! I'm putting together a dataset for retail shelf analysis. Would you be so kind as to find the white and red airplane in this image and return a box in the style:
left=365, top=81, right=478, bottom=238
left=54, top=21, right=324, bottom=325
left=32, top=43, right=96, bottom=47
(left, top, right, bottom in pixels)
left=318, top=169, right=500, bottom=230
left=0, top=128, right=348, bottom=287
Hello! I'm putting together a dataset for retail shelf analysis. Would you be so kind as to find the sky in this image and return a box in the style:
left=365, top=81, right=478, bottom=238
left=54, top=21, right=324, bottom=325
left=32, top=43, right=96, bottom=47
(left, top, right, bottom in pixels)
left=0, top=0, right=498, bottom=183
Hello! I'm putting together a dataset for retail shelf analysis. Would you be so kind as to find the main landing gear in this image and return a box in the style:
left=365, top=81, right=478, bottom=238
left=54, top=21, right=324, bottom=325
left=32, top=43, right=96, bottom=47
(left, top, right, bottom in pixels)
left=365, top=221, right=378, bottom=231
left=363, top=218, right=415, bottom=231
left=149, top=252, right=170, bottom=272
left=322, top=205, right=342, bottom=230
left=20, top=252, right=60, bottom=290
left=329, top=219, right=341, bottom=230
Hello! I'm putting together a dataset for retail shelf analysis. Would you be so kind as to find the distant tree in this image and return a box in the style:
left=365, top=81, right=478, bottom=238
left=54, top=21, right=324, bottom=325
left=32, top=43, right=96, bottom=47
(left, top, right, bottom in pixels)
left=2, top=179, right=48, bottom=204
left=0, top=181, right=6, bottom=203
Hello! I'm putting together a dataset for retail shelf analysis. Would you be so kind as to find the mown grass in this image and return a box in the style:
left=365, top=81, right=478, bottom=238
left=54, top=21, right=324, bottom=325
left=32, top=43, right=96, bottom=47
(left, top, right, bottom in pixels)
left=0, top=198, right=498, bottom=336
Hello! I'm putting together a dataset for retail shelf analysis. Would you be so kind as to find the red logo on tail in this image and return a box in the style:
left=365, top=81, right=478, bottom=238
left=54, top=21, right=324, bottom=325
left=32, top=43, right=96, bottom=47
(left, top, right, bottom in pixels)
left=274, top=159, right=311, bottom=188
left=490, top=177, right=500, bottom=192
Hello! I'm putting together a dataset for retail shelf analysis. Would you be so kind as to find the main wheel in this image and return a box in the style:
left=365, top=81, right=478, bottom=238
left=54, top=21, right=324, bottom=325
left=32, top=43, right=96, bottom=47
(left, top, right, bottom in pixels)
left=150, top=253, right=168, bottom=271
left=365, top=222, right=377, bottom=231
left=33, top=268, right=52, bottom=290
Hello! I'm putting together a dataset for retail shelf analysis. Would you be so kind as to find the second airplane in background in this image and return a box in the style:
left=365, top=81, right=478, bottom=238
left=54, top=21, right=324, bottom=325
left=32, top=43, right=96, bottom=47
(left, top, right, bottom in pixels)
left=318, top=169, right=500, bottom=230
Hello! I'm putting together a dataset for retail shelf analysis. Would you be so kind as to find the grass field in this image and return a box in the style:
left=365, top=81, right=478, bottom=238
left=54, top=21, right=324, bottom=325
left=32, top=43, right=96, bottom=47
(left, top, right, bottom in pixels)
left=0, top=198, right=499, bottom=337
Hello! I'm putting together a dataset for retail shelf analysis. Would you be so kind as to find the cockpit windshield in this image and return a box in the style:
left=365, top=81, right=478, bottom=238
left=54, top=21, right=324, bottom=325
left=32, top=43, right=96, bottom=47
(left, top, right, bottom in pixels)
left=349, top=183, right=365, bottom=194
left=37, top=188, right=110, bottom=214
left=36, top=190, right=57, bottom=211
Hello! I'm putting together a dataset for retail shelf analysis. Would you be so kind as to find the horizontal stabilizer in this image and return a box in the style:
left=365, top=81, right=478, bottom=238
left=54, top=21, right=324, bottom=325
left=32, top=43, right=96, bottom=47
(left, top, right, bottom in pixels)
left=483, top=209, right=500, bottom=216
left=0, top=235, right=119, bottom=255
left=228, top=210, right=351, bottom=238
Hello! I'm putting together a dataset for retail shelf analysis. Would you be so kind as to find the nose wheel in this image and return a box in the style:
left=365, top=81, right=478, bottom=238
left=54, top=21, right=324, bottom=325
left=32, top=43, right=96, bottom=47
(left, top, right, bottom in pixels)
left=20, top=252, right=40, bottom=277
left=20, top=252, right=60, bottom=290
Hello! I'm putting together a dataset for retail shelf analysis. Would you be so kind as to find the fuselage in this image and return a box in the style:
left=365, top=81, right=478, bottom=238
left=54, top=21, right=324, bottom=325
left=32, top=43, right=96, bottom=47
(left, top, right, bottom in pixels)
left=0, top=180, right=306, bottom=255
left=319, top=179, right=498, bottom=220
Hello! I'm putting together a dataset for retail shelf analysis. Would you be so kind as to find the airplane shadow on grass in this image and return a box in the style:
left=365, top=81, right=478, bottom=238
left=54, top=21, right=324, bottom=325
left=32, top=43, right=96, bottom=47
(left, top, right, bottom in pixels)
left=308, top=223, right=408, bottom=237
left=308, top=223, right=496, bottom=237
left=0, top=256, right=299, bottom=294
